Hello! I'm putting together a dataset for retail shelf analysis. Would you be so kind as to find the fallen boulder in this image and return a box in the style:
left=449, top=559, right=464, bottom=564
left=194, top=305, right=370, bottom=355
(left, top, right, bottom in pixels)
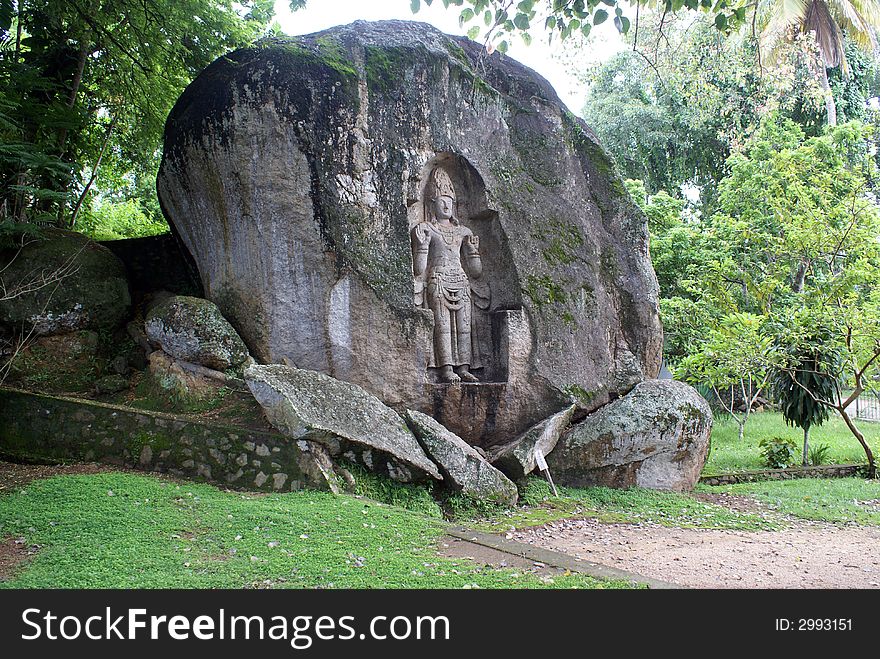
left=404, top=410, right=518, bottom=506
left=547, top=380, right=712, bottom=492
left=488, top=405, right=575, bottom=481
left=0, top=228, right=130, bottom=336
left=145, top=295, right=250, bottom=371
left=245, top=364, right=441, bottom=483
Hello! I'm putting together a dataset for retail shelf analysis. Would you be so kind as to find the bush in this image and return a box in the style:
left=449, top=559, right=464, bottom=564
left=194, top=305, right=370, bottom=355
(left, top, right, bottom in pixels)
left=80, top=198, right=167, bottom=240
left=758, top=436, right=798, bottom=469
left=808, top=443, right=832, bottom=466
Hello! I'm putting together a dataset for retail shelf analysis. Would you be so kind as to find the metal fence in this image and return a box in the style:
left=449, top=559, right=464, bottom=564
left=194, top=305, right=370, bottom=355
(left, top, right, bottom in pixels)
left=852, top=389, right=880, bottom=422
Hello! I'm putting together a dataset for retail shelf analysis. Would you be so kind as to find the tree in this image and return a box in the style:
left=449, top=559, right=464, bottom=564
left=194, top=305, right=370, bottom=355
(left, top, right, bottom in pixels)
left=710, top=115, right=877, bottom=313
left=582, top=16, right=769, bottom=202
left=760, top=0, right=880, bottom=126
left=774, top=302, right=880, bottom=475
left=771, top=340, right=835, bottom=465
left=708, top=115, right=880, bottom=472
left=0, top=1, right=304, bottom=230
left=677, top=312, right=778, bottom=441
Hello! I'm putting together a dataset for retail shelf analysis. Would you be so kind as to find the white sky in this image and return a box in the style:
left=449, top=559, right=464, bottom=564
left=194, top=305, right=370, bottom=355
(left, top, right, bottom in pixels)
left=272, top=0, right=624, bottom=113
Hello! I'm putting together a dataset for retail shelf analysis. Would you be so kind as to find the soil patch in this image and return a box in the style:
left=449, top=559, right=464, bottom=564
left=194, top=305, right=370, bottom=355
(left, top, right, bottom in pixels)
left=0, top=460, right=111, bottom=493
left=513, top=517, right=880, bottom=588
left=0, top=536, right=39, bottom=581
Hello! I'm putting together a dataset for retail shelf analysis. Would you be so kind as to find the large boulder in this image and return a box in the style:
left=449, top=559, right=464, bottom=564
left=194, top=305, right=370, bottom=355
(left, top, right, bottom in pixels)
left=404, top=409, right=518, bottom=506
left=245, top=364, right=441, bottom=483
left=0, top=229, right=130, bottom=336
left=546, top=380, right=713, bottom=492
left=488, top=405, right=575, bottom=481
left=158, top=20, right=661, bottom=447
left=145, top=295, right=250, bottom=371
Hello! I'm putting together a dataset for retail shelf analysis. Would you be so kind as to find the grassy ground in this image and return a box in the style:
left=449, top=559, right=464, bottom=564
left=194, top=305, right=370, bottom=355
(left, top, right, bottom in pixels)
left=461, top=478, right=778, bottom=533
left=698, top=477, right=880, bottom=526
left=0, top=471, right=631, bottom=589
left=703, top=412, right=880, bottom=475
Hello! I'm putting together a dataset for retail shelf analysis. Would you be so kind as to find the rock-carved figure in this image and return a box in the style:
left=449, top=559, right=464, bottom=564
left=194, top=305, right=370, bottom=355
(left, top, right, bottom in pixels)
left=411, top=167, right=489, bottom=383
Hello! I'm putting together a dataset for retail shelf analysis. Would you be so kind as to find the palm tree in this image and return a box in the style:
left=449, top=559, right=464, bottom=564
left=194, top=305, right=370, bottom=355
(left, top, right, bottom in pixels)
left=761, top=0, right=880, bottom=126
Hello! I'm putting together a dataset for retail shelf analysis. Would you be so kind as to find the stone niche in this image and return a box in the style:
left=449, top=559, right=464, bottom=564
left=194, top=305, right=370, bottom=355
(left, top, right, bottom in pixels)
left=408, top=152, right=519, bottom=386
left=157, top=20, right=663, bottom=447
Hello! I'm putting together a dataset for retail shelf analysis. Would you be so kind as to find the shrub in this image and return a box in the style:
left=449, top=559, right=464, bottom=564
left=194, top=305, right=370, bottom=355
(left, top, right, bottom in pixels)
left=758, top=436, right=798, bottom=469
left=808, top=443, right=832, bottom=466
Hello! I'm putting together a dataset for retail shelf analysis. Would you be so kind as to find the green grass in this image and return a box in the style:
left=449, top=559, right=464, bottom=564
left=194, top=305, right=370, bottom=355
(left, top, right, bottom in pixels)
left=464, top=478, right=776, bottom=532
left=704, top=412, right=880, bottom=475
left=0, top=472, right=632, bottom=589
left=699, top=477, right=880, bottom=526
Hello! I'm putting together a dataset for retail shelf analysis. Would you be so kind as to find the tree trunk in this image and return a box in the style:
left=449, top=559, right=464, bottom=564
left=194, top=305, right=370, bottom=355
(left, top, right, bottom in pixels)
left=802, top=426, right=810, bottom=466
left=69, top=114, right=118, bottom=228
left=820, top=65, right=837, bottom=127
left=738, top=421, right=744, bottom=442
left=57, top=43, right=89, bottom=157
left=793, top=261, right=807, bottom=293
left=839, top=408, right=875, bottom=477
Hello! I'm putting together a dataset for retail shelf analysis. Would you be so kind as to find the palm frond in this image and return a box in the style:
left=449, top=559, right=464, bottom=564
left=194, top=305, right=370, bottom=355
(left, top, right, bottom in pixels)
left=828, top=0, right=880, bottom=50
left=761, top=0, right=809, bottom=63
left=804, top=0, right=847, bottom=68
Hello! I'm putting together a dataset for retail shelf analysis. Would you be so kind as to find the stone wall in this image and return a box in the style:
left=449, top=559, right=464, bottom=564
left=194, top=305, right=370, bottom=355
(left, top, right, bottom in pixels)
left=0, top=388, right=332, bottom=492
left=700, top=464, right=865, bottom=486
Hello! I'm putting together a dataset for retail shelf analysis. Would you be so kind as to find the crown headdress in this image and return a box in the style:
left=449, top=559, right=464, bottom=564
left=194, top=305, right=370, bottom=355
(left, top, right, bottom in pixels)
left=428, top=167, right=456, bottom=201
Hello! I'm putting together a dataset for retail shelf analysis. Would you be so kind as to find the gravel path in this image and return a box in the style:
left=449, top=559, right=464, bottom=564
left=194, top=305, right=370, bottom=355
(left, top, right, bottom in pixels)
left=513, top=517, right=880, bottom=588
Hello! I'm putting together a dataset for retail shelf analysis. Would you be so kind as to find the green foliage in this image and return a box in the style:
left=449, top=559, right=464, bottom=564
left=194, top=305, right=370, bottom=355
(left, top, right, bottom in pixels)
left=78, top=198, right=168, bottom=241
left=583, top=23, right=759, bottom=203
left=704, top=412, right=880, bottom=474
left=771, top=337, right=836, bottom=435
left=341, top=463, right=443, bottom=519
left=758, top=435, right=798, bottom=469
left=0, top=471, right=623, bottom=588
left=676, top=312, right=777, bottom=439
left=808, top=442, right=832, bottom=466
left=0, top=0, right=285, bottom=228
left=426, top=0, right=748, bottom=53
left=703, top=477, right=880, bottom=526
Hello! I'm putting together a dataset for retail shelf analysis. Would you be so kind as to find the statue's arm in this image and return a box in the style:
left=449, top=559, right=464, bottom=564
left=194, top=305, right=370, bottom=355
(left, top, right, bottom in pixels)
left=411, top=223, right=431, bottom=277
left=461, top=228, right=483, bottom=279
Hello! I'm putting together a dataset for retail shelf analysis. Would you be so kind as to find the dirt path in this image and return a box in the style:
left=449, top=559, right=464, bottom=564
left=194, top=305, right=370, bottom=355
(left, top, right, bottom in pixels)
left=513, top=516, right=880, bottom=589
left=0, top=460, right=111, bottom=493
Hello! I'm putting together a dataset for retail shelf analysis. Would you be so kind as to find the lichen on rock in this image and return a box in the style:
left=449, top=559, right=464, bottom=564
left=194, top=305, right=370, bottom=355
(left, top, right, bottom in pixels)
left=404, top=409, right=517, bottom=506
left=144, top=295, right=250, bottom=371
left=547, top=380, right=713, bottom=492
left=245, top=364, right=442, bottom=483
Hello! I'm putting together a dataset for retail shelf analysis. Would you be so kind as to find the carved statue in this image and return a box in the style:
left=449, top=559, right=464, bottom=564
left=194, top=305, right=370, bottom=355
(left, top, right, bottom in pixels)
left=411, top=167, right=489, bottom=383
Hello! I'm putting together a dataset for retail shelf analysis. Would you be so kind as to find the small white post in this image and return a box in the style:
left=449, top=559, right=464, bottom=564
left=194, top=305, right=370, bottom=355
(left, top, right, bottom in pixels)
left=534, top=448, right=558, bottom=497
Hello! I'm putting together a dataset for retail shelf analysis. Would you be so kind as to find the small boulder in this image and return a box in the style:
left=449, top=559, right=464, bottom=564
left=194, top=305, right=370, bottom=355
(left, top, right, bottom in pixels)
left=547, top=380, right=712, bottom=492
left=404, top=410, right=518, bottom=506
left=94, top=374, right=129, bottom=395
left=148, top=350, right=220, bottom=401
left=488, top=405, right=575, bottom=480
left=0, top=229, right=130, bottom=336
left=145, top=295, right=250, bottom=371
left=245, top=364, right=442, bottom=483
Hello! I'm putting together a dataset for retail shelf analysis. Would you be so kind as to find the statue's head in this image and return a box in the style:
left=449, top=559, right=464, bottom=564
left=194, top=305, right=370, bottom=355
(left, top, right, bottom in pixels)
left=433, top=195, right=454, bottom=221
left=426, top=167, right=459, bottom=225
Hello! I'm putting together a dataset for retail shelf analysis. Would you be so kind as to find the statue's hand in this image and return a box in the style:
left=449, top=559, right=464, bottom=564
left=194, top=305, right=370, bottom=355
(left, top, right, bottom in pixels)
left=413, top=223, right=431, bottom=247
left=468, top=234, right=479, bottom=250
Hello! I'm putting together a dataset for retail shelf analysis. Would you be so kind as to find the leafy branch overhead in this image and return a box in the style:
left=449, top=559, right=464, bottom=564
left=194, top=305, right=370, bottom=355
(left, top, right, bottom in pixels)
left=411, top=0, right=749, bottom=52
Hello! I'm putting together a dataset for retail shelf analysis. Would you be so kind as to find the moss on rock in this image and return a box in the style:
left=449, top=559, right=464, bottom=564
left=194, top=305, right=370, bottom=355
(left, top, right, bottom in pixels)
left=0, top=229, right=130, bottom=336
